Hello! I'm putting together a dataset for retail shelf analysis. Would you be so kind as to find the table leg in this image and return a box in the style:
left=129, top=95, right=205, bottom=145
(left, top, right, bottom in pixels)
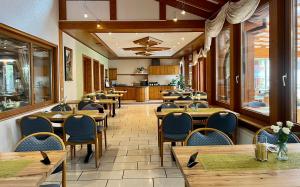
left=118, top=97, right=121, bottom=108
left=109, top=104, right=112, bottom=116
left=112, top=103, right=116, bottom=117
left=157, top=118, right=160, bottom=147
left=84, top=144, right=93, bottom=163
left=105, top=115, right=108, bottom=128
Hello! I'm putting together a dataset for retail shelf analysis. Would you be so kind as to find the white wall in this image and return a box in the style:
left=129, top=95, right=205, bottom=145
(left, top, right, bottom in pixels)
left=66, top=0, right=202, bottom=21
left=109, top=58, right=180, bottom=85
left=63, top=33, right=109, bottom=100
left=0, top=0, right=59, bottom=151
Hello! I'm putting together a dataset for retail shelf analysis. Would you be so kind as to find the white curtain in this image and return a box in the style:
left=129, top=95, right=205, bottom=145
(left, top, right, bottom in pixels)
left=197, top=0, right=260, bottom=59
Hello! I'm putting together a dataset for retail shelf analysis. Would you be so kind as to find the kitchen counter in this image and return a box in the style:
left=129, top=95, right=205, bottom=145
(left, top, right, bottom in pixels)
left=113, top=86, right=149, bottom=101
left=113, top=85, right=149, bottom=88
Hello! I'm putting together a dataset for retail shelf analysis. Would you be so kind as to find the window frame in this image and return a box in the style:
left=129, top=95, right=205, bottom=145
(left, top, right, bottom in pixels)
left=0, top=24, right=58, bottom=120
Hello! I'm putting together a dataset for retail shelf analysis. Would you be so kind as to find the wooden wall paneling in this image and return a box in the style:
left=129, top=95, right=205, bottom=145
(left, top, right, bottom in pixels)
left=110, top=0, right=117, bottom=20
left=192, top=65, right=197, bottom=89
left=109, top=68, right=117, bottom=80
left=269, top=0, right=286, bottom=124
left=200, top=58, right=206, bottom=92
left=59, top=0, right=67, bottom=20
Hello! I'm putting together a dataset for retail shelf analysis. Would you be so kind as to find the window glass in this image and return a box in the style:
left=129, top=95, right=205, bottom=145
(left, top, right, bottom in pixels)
left=33, top=44, right=52, bottom=103
left=0, top=34, right=31, bottom=111
left=216, top=27, right=230, bottom=104
left=241, top=4, right=270, bottom=116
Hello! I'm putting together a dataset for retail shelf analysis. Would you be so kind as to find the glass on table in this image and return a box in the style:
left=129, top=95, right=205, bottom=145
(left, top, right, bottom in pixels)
left=255, top=135, right=268, bottom=161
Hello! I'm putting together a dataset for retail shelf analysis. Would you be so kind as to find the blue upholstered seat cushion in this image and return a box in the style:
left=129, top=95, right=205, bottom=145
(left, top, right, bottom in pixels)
left=164, top=133, right=188, bottom=141
left=97, top=126, right=105, bottom=132
left=187, top=131, right=232, bottom=146
left=15, top=136, right=63, bottom=152
left=67, top=135, right=95, bottom=143
left=258, top=130, right=300, bottom=144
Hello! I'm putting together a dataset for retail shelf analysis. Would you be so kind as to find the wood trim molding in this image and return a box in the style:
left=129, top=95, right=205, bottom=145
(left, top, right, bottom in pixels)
left=59, top=30, right=64, bottom=101
left=59, top=0, right=67, bottom=20
left=110, top=0, right=117, bottom=20
left=59, top=20, right=205, bottom=33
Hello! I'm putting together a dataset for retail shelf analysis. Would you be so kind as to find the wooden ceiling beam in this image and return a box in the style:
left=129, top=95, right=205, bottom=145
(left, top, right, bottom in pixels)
left=160, top=0, right=211, bottom=19
left=59, top=20, right=205, bottom=33
left=176, top=0, right=220, bottom=12
left=109, top=0, right=117, bottom=20
left=159, top=0, right=166, bottom=20
left=59, top=0, right=67, bottom=20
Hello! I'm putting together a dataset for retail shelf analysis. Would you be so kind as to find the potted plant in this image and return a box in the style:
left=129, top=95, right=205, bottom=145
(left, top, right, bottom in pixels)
left=136, top=67, right=146, bottom=74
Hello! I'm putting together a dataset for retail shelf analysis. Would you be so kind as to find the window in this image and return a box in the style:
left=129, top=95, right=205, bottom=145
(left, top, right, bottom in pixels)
left=241, top=4, right=270, bottom=116
left=33, top=44, right=52, bottom=103
left=295, top=0, right=300, bottom=122
left=0, top=25, right=56, bottom=117
left=216, top=27, right=230, bottom=104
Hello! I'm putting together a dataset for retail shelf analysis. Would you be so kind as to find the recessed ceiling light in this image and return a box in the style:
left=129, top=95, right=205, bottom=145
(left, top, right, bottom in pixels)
left=97, top=24, right=101, bottom=28
left=108, top=32, right=112, bottom=35
left=135, top=33, right=138, bottom=35
left=177, top=42, right=180, bottom=45
left=181, top=10, right=186, bottom=15
left=84, top=13, right=88, bottom=18
left=181, top=37, right=185, bottom=41
left=3, top=46, right=6, bottom=49
left=173, top=17, right=178, bottom=22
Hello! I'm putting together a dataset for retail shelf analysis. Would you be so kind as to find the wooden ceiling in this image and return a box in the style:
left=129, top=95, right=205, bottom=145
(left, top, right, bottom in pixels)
left=59, top=0, right=233, bottom=59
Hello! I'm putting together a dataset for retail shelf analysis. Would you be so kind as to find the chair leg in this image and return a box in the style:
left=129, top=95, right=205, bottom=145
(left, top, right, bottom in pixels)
left=104, top=129, right=107, bottom=150
left=70, top=145, right=73, bottom=160
left=62, top=160, right=67, bottom=187
left=73, top=145, right=76, bottom=158
left=95, top=142, right=99, bottom=168
left=160, top=137, right=164, bottom=167
left=98, top=132, right=103, bottom=158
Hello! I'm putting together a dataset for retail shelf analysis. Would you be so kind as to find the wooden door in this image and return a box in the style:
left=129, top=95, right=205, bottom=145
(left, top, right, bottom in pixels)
left=100, top=64, right=104, bottom=90
left=93, top=60, right=100, bottom=91
left=109, top=68, right=117, bottom=80
left=83, top=56, right=92, bottom=94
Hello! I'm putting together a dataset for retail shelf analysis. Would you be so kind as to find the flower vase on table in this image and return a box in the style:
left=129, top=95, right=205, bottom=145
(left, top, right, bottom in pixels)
left=271, top=121, right=295, bottom=161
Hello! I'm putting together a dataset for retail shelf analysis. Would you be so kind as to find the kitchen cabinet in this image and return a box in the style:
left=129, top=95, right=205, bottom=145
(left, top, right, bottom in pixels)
left=148, top=65, right=179, bottom=75
left=149, top=86, right=176, bottom=100
left=109, top=68, right=117, bottom=80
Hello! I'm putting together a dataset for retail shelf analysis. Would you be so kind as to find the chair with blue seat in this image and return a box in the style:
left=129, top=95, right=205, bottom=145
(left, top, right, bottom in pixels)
left=81, top=103, right=107, bottom=151
left=78, top=100, right=93, bottom=110
left=96, top=93, right=108, bottom=100
left=188, top=102, right=209, bottom=129
left=15, top=132, right=66, bottom=187
left=20, top=115, right=53, bottom=138
left=63, top=114, right=100, bottom=168
left=159, top=112, right=193, bottom=166
left=51, top=103, right=72, bottom=138
left=253, top=126, right=300, bottom=144
left=206, top=111, right=238, bottom=143
left=185, top=128, right=233, bottom=146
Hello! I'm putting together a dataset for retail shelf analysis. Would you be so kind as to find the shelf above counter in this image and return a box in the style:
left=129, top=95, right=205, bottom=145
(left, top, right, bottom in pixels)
left=117, top=73, right=148, bottom=76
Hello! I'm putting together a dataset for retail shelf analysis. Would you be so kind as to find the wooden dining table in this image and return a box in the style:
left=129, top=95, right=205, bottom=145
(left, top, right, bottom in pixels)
left=0, top=151, right=67, bottom=187
left=31, top=110, right=107, bottom=163
left=105, top=94, right=123, bottom=108
left=172, top=144, right=300, bottom=187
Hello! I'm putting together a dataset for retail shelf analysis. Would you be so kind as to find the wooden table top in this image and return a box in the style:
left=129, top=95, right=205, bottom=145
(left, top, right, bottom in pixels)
left=33, top=110, right=107, bottom=123
left=172, top=144, right=300, bottom=187
left=111, top=90, right=127, bottom=94
left=0, top=151, right=66, bottom=187
left=105, top=94, right=123, bottom=98
left=161, top=91, right=192, bottom=95
left=155, top=108, right=235, bottom=118
left=174, top=100, right=208, bottom=107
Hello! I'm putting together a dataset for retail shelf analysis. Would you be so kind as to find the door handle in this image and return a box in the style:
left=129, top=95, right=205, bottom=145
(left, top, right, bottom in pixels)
left=235, top=75, right=239, bottom=84
left=282, top=74, right=287, bottom=87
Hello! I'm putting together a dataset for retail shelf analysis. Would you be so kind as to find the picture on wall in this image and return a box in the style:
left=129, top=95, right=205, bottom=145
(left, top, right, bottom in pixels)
left=64, top=47, right=73, bottom=81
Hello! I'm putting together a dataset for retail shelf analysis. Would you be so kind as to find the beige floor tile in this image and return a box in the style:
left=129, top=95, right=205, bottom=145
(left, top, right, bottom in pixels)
left=151, top=154, right=173, bottom=162
left=99, top=162, right=137, bottom=170
left=106, top=179, right=153, bottom=187
left=115, top=155, right=150, bottom=162
left=67, top=180, right=107, bottom=187
left=103, top=150, right=127, bottom=156
left=79, top=170, right=123, bottom=180
left=127, top=149, right=159, bottom=156
left=123, top=169, right=166, bottom=179
left=154, top=178, right=185, bottom=187
left=138, top=161, right=177, bottom=169
left=165, top=169, right=183, bottom=178
left=67, top=163, right=98, bottom=171
left=108, top=145, right=139, bottom=150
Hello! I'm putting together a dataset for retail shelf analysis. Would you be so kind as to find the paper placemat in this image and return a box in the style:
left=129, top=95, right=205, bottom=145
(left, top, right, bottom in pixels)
left=198, top=152, right=300, bottom=170
left=0, top=160, right=32, bottom=178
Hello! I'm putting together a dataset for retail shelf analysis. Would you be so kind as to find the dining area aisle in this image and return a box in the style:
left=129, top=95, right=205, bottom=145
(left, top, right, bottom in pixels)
left=45, top=104, right=184, bottom=187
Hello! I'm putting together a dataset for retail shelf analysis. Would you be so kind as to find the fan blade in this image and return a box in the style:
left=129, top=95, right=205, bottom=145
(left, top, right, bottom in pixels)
left=145, top=47, right=171, bottom=51
left=123, top=47, right=147, bottom=51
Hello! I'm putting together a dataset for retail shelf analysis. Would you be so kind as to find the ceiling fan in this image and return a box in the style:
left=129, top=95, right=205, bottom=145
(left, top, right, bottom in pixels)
left=123, top=36, right=170, bottom=56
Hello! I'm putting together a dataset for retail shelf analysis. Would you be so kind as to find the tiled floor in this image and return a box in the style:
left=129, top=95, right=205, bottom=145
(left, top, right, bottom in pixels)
left=45, top=103, right=184, bottom=187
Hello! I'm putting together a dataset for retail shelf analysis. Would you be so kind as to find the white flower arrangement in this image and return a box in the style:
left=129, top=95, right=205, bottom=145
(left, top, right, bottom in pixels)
left=271, top=121, right=295, bottom=144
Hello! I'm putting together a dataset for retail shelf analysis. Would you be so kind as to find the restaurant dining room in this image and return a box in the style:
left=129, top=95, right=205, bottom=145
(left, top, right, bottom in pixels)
left=1, top=0, right=300, bottom=186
